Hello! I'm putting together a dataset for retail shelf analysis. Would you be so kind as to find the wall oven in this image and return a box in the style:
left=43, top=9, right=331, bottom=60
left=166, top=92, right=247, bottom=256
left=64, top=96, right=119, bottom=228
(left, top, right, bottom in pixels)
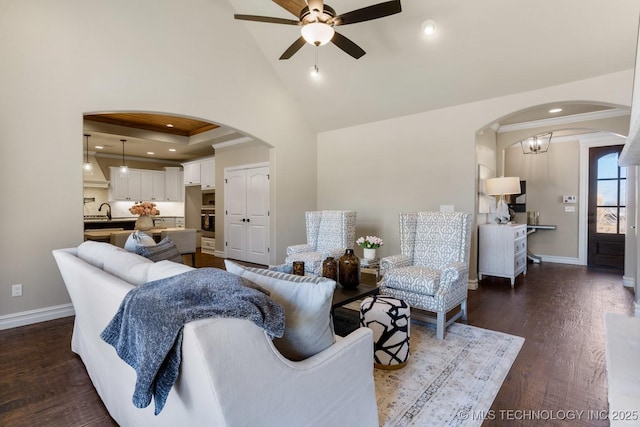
left=201, top=207, right=215, bottom=236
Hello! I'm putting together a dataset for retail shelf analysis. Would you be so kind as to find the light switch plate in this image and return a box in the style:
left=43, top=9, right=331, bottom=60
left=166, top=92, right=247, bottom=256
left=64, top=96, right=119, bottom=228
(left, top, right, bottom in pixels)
left=565, top=206, right=576, bottom=212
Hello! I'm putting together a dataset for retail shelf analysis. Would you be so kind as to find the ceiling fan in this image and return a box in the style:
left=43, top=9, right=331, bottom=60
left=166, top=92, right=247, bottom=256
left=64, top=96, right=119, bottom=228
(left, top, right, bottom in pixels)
left=234, top=0, right=401, bottom=60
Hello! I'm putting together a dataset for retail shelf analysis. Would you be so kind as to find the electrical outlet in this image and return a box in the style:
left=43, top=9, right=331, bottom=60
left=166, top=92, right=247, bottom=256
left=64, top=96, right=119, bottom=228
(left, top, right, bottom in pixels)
left=440, top=205, right=455, bottom=213
left=12, top=284, right=22, bottom=297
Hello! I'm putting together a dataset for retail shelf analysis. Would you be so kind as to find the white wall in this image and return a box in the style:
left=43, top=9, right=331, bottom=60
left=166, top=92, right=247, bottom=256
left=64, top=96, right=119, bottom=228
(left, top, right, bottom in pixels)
left=0, top=0, right=317, bottom=322
left=318, top=71, right=634, bottom=280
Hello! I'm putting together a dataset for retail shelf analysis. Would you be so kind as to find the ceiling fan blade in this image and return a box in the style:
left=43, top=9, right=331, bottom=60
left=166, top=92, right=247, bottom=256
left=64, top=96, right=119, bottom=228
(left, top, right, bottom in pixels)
left=234, top=14, right=300, bottom=25
left=279, top=36, right=307, bottom=60
left=272, top=0, right=306, bottom=17
left=335, top=0, right=401, bottom=26
left=331, top=31, right=366, bottom=59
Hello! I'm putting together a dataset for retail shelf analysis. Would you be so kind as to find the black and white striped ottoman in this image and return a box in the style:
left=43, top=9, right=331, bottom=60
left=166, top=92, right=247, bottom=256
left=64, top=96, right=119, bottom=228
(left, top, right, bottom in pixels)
left=360, top=295, right=410, bottom=369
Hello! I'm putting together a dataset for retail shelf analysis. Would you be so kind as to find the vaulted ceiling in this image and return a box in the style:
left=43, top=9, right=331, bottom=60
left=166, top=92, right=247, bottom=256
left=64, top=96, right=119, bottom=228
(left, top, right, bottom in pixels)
left=83, top=1, right=640, bottom=161
left=229, top=0, right=640, bottom=131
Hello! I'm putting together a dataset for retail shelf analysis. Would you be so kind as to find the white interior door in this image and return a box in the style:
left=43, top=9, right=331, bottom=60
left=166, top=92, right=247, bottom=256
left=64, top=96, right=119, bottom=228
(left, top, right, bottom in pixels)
left=224, top=164, right=270, bottom=264
left=245, top=166, right=270, bottom=264
left=225, top=169, right=247, bottom=261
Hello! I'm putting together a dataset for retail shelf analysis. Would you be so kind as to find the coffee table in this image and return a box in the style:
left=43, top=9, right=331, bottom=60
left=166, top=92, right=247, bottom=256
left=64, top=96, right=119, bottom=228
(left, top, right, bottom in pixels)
left=332, top=283, right=379, bottom=310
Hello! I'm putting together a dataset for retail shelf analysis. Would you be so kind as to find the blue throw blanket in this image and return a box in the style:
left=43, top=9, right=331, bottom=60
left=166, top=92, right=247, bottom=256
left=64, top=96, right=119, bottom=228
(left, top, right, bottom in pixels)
left=100, top=268, right=285, bottom=415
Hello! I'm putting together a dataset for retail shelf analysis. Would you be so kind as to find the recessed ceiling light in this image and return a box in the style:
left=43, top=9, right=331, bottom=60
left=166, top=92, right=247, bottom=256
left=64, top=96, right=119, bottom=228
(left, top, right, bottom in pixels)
left=95, top=145, right=104, bottom=149
left=421, top=20, right=437, bottom=37
left=169, top=148, right=177, bottom=152
left=147, top=151, right=155, bottom=155
left=166, top=123, right=174, bottom=128
left=549, top=108, right=563, bottom=113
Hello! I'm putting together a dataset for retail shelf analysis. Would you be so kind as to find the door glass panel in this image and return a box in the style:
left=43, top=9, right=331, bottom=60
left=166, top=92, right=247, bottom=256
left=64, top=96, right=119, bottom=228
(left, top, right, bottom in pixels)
left=620, top=208, right=626, bottom=234
left=597, top=180, right=618, bottom=206
left=620, top=179, right=626, bottom=206
left=597, top=207, right=618, bottom=234
left=597, top=153, right=619, bottom=179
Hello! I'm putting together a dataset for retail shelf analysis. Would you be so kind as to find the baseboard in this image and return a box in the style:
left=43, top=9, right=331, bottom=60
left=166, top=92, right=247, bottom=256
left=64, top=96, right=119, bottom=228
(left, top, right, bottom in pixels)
left=0, top=303, right=75, bottom=330
left=623, top=275, right=635, bottom=288
left=536, top=255, right=582, bottom=265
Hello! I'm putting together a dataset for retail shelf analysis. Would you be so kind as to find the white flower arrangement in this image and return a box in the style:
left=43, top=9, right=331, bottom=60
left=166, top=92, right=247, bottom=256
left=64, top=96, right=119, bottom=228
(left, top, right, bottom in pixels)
left=356, top=235, right=384, bottom=249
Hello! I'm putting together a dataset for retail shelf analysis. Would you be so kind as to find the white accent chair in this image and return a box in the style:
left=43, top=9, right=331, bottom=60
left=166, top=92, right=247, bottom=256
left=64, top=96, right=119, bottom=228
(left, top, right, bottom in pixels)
left=285, top=211, right=357, bottom=275
left=379, top=212, right=473, bottom=340
left=161, top=229, right=197, bottom=266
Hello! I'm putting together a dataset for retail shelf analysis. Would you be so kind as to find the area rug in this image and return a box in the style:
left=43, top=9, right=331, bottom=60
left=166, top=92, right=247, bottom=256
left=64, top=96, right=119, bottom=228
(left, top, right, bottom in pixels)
left=374, top=319, right=524, bottom=427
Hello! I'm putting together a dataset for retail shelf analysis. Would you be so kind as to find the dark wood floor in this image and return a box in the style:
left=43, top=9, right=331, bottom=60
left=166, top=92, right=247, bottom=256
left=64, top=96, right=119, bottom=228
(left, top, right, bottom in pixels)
left=0, top=253, right=635, bottom=427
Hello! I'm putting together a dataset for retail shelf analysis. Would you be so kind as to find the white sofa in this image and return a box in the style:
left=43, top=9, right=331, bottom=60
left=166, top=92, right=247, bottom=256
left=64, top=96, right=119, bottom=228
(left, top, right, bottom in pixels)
left=53, top=241, right=378, bottom=427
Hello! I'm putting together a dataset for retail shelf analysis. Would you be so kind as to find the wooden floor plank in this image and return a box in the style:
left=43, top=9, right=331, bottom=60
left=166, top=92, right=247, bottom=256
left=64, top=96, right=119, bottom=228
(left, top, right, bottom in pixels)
left=0, top=254, right=635, bottom=426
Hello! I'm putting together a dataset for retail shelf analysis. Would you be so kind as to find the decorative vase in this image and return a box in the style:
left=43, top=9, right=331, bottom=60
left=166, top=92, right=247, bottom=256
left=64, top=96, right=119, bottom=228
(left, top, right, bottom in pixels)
left=135, top=215, right=154, bottom=231
left=363, top=248, right=377, bottom=260
left=322, top=257, right=338, bottom=281
left=339, top=249, right=360, bottom=289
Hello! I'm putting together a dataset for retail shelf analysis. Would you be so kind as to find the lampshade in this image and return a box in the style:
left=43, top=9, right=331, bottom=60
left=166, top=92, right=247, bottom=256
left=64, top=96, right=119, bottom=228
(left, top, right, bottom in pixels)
left=301, top=22, right=335, bottom=46
left=485, top=177, right=521, bottom=196
left=521, top=132, right=552, bottom=154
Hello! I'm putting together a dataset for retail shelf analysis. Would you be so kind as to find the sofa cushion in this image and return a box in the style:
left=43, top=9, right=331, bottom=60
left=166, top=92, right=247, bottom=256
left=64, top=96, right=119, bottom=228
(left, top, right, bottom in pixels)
left=224, top=260, right=336, bottom=361
left=135, top=238, right=183, bottom=264
left=103, top=251, right=154, bottom=286
left=124, top=231, right=156, bottom=253
left=77, top=241, right=126, bottom=269
left=147, top=260, right=195, bottom=282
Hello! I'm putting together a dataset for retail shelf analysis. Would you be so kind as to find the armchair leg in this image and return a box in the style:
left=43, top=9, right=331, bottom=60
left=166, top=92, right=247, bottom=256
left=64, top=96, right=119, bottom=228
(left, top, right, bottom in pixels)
left=461, top=299, right=468, bottom=321
left=436, top=312, right=445, bottom=340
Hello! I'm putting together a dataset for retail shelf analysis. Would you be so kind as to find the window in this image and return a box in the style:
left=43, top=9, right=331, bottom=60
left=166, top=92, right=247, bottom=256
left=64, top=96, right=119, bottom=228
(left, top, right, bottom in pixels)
left=596, top=152, right=626, bottom=234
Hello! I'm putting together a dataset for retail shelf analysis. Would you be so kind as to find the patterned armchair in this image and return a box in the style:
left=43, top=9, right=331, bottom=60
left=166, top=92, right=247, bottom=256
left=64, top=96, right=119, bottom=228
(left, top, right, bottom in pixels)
left=285, top=211, right=357, bottom=276
left=379, top=212, right=473, bottom=340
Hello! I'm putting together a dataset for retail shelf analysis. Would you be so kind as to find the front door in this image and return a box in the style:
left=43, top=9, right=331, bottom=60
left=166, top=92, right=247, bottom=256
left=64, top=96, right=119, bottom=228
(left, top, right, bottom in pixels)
left=587, top=145, right=626, bottom=269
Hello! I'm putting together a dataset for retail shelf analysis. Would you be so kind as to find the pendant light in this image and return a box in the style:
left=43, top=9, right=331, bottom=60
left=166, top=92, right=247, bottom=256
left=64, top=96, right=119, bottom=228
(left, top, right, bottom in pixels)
left=119, top=139, right=128, bottom=176
left=83, top=134, right=93, bottom=173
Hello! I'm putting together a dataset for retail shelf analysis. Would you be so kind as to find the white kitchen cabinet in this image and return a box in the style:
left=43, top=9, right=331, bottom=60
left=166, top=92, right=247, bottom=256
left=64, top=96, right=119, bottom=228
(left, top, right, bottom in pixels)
left=478, top=223, right=527, bottom=287
left=164, top=167, right=183, bottom=201
left=201, top=236, right=216, bottom=255
left=153, top=217, right=175, bottom=228
left=224, top=165, right=270, bottom=265
left=110, top=167, right=142, bottom=201
left=182, top=161, right=201, bottom=186
left=201, top=158, right=215, bottom=190
left=140, top=170, right=165, bottom=201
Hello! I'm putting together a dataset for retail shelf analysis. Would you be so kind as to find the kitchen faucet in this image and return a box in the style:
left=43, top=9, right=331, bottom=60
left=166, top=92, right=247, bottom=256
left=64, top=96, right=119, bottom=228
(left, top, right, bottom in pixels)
left=98, top=202, right=112, bottom=220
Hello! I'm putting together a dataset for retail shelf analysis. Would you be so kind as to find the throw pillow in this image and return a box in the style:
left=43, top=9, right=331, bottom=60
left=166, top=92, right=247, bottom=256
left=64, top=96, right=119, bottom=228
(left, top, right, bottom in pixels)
left=103, top=251, right=154, bottom=286
left=224, top=260, right=336, bottom=361
left=135, top=237, right=183, bottom=264
left=124, top=231, right=156, bottom=253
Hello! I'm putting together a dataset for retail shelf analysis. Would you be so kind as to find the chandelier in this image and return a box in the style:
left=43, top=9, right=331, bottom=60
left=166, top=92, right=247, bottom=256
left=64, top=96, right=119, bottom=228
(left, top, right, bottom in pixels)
left=521, top=132, right=552, bottom=154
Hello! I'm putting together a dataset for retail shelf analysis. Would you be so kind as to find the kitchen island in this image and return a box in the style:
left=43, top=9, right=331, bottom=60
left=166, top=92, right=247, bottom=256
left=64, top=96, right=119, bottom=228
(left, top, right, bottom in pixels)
left=84, top=227, right=187, bottom=243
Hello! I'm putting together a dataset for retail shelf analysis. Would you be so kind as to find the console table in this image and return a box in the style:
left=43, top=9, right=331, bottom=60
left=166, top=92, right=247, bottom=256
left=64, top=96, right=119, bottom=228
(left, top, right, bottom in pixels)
left=478, top=223, right=527, bottom=287
left=526, top=224, right=557, bottom=263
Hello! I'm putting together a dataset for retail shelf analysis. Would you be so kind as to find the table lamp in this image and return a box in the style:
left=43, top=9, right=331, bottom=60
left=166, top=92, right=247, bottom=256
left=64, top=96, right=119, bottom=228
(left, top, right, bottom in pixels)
left=486, top=177, right=521, bottom=224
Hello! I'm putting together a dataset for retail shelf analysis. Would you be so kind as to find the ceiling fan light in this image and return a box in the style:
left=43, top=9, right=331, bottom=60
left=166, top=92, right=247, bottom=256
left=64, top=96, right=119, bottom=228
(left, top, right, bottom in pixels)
left=301, top=22, right=335, bottom=46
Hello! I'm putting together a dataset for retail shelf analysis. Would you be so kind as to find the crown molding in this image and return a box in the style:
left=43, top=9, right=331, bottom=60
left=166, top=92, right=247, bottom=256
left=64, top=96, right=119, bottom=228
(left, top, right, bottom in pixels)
left=497, top=108, right=629, bottom=133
